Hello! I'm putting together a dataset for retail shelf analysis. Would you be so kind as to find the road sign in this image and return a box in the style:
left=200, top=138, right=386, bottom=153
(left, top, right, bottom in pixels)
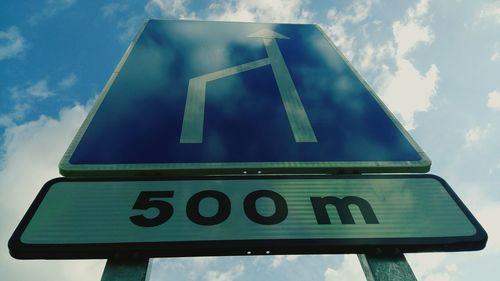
left=9, top=175, right=486, bottom=259
left=59, top=20, right=430, bottom=176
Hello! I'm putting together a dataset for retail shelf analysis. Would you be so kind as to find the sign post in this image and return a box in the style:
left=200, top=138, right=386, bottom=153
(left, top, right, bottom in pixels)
left=100, top=258, right=151, bottom=281
left=358, top=253, right=417, bottom=281
left=9, top=20, right=487, bottom=281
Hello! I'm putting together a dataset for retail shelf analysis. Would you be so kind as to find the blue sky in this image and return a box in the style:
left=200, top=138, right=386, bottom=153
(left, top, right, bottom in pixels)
left=1, top=0, right=499, bottom=280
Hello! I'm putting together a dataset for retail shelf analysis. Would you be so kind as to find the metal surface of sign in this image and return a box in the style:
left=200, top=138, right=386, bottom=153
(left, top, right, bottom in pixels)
left=9, top=175, right=486, bottom=259
left=59, top=20, right=430, bottom=176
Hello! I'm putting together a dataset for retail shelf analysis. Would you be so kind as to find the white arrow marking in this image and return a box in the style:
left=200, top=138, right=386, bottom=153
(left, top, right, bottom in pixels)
left=180, top=58, right=271, bottom=143
left=180, top=29, right=317, bottom=143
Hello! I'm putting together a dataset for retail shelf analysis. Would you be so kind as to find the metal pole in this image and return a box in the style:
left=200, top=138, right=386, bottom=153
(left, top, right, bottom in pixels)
left=358, top=253, right=417, bottom=281
left=100, top=258, right=152, bottom=281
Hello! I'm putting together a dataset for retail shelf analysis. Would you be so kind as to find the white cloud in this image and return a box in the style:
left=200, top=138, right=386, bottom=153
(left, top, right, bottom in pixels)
left=57, top=73, right=78, bottom=90
left=407, top=253, right=460, bottom=281
left=144, top=0, right=313, bottom=30
left=204, top=264, right=244, bottom=281
left=323, top=0, right=374, bottom=60
left=1, top=75, right=79, bottom=128
left=358, top=43, right=395, bottom=74
left=12, top=103, right=30, bottom=120
left=145, top=0, right=196, bottom=19
left=9, top=79, right=54, bottom=100
left=393, top=20, right=433, bottom=57
left=324, top=255, right=364, bottom=281
left=26, top=80, right=54, bottom=98
left=0, top=103, right=30, bottom=128
left=151, top=256, right=219, bottom=280
left=475, top=202, right=500, bottom=252
left=487, top=90, right=500, bottom=110
left=319, top=0, right=439, bottom=129
left=0, top=116, right=14, bottom=127
left=1, top=89, right=34, bottom=127
left=117, top=15, right=145, bottom=42
left=271, top=255, right=299, bottom=268
left=380, top=0, right=439, bottom=130
left=409, top=0, right=430, bottom=18
left=464, top=124, right=491, bottom=147
left=206, top=0, right=312, bottom=23
left=30, top=0, right=77, bottom=24
left=102, top=3, right=145, bottom=42
left=492, top=43, right=500, bottom=61
left=348, top=0, right=439, bottom=130
left=407, top=253, right=446, bottom=279
left=379, top=60, right=439, bottom=130
left=478, top=2, right=500, bottom=24
left=0, top=26, right=27, bottom=60
left=43, top=0, right=77, bottom=17
left=0, top=103, right=104, bottom=281
left=101, top=3, right=129, bottom=18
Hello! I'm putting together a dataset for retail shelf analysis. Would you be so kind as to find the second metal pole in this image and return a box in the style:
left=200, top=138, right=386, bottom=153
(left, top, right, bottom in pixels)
left=100, top=258, right=152, bottom=281
left=358, top=253, right=418, bottom=281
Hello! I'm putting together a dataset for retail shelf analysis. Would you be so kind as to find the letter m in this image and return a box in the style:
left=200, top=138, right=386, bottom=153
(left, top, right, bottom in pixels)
left=310, top=196, right=379, bottom=224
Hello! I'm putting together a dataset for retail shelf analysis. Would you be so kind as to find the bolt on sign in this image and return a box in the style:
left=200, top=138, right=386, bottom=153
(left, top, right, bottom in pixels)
left=59, top=20, right=430, bottom=177
left=9, top=175, right=486, bottom=259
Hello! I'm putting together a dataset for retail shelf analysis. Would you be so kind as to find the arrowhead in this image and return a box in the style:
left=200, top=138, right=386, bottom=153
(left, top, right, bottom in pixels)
left=248, top=29, right=289, bottom=40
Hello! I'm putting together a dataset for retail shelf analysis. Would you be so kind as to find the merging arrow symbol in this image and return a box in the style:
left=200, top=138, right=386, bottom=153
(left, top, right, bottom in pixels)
left=248, top=29, right=317, bottom=143
left=180, top=29, right=317, bottom=144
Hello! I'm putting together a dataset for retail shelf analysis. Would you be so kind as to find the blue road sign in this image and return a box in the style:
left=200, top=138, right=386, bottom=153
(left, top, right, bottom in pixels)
left=60, top=20, right=430, bottom=176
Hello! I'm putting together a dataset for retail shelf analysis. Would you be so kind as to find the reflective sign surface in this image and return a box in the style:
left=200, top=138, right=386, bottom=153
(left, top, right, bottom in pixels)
left=60, top=20, right=430, bottom=176
left=9, top=175, right=486, bottom=259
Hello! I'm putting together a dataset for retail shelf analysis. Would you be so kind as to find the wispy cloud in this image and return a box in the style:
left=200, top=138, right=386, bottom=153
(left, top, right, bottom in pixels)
left=204, top=264, right=244, bottom=281
left=25, top=80, right=54, bottom=98
left=10, top=79, right=54, bottom=100
left=378, top=0, right=439, bottom=130
left=151, top=256, right=218, bottom=280
left=491, top=42, right=500, bottom=61
left=1, top=75, right=78, bottom=127
left=478, top=1, right=500, bottom=24
left=0, top=26, right=27, bottom=60
left=145, top=0, right=196, bottom=19
left=0, top=116, right=14, bottom=128
left=407, top=253, right=458, bottom=281
left=101, top=3, right=129, bottom=18
left=324, top=255, right=364, bottom=281
left=1, top=80, right=51, bottom=127
left=0, top=103, right=29, bottom=127
left=145, top=0, right=313, bottom=23
left=30, top=0, right=77, bottom=24
left=476, top=203, right=500, bottom=252
left=117, top=16, right=145, bottom=42
left=43, top=0, right=77, bottom=17
left=323, top=0, right=374, bottom=60
left=205, top=0, right=312, bottom=23
left=464, top=124, right=491, bottom=147
left=271, top=255, right=299, bottom=268
left=57, top=73, right=78, bottom=90
left=332, top=0, right=439, bottom=130
left=101, top=3, right=145, bottom=42
left=487, top=90, right=500, bottom=110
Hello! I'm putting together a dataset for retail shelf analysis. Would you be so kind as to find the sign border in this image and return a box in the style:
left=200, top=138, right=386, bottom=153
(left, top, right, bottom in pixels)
left=9, top=174, right=486, bottom=259
left=58, top=20, right=431, bottom=177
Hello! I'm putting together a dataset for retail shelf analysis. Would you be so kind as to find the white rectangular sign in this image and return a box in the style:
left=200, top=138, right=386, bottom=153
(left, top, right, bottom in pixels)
left=9, top=175, right=486, bottom=259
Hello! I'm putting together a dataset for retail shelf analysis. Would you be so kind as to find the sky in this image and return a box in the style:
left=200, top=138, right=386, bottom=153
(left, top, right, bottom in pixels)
left=1, top=0, right=499, bottom=280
